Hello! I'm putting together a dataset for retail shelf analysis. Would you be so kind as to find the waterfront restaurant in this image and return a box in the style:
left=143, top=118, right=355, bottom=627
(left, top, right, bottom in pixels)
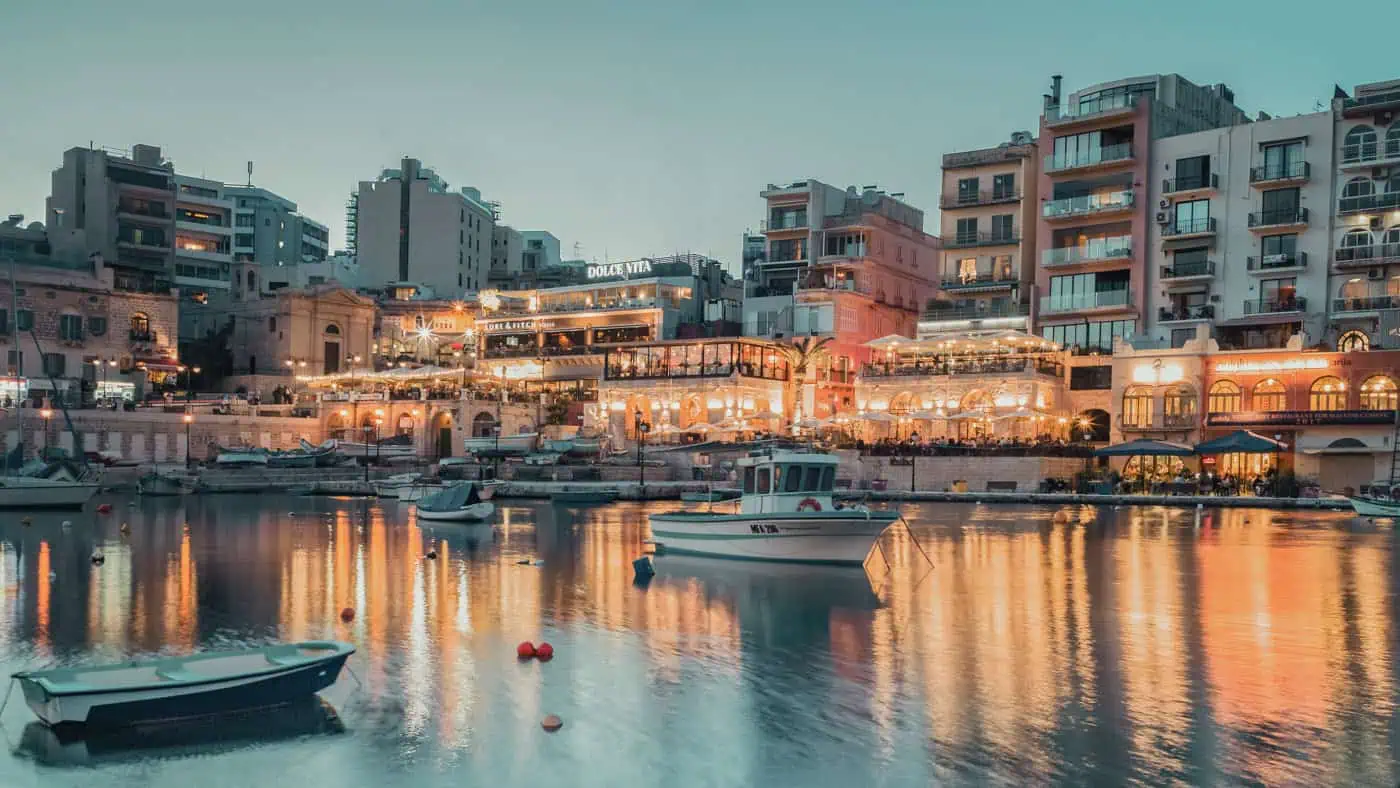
left=589, top=338, right=792, bottom=443
left=854, top=331, right=1070, bottom=442
left=1201, top=345, right=1400, bottom=491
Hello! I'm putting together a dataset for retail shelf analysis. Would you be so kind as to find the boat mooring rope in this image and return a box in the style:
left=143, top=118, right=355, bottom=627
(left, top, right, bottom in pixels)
left=0, top=677, right=14, bottom=717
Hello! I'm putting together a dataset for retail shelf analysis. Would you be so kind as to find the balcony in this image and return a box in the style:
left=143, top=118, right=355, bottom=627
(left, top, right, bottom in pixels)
left=941, top=190, right=1021, bottom=209
left=1042, top=189, right=1135, bottom=221
left=920, top=303, right=1029, bottom=326
left=1340, top=140, right=1400, bottom=169
left=1248, top=208, right=1308, bottom=231
left=1039, top=289, right=1134, bottom=315
left=1119, top=413, right=1200, bottom=432
left=129, top=330, right=156, bottom=343
left=1044, top=143, right=1134, bottom=174
left=1333, top=295, right=1400, bottom=315
left=116, top=200, right=170, bottom=223
left=1335, top=243, right=1400, bottom=268
left=1241, top=297, right=1307, bottom=316
left=1249, top=161, right=1310, bottom=186
left=1162, top=174, right=1219, bottom=196
left=1042, top=236, right=1133, bottom=267
left=1339, top=191, right=1400, bottom=216
left=1341, top=89, right=1400, bottom=117
left=1158, top=304, right=1215, bottom=322
left=861, top=356, right=1064, bottom=379
left=939, top=271, right=1017, bottom=292
left=761, top=217, right=807, bottom=233
left=1159, top=261, right=1215, bottom=283
left=1045, top=94, right=1138, bottom=128
left=1162, top=217, right=1217, bottom=239
left=116, top=236, right=170, bottom=252
left=944, top=231, right=1019, bottom=249
left=1246, top=252, right=1307, bottom=273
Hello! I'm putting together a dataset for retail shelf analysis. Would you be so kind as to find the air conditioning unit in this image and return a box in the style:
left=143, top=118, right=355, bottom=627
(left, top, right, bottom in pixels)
left=1368, top=268, right=1385, bottom=280
left=1263, top=253, right=1289, bottom=264
left=1209, top=294, right=1221, bottom=302
left=1158, top=199, right=1171, bottom=209
left=1155, top=212, right=1169, bottom=223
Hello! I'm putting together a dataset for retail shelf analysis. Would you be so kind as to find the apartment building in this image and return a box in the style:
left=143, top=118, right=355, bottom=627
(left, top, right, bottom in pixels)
left=1147, top=111, right=1334, bottom=350
left=1329, top=79, right=1400, bottom=350
left=171, top=175, right=234, bottom=294
left=224, top=185, right=329, bottom=293
left=927, top=132, right=1039, bottom=334
left=745, top=180, right=939, bottom=418
left=349, top=158, right=497, bottom=295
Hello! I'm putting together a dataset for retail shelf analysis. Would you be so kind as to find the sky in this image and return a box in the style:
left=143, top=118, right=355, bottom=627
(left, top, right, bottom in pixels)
left=0, top=0, right=1392, bottom=273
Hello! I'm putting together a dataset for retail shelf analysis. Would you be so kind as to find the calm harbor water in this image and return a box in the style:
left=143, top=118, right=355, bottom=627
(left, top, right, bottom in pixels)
left=0, top=496, right=1394, bottom=787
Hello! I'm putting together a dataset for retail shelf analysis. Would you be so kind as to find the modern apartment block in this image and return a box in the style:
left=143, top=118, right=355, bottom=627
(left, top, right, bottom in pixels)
left=926, top=132, right=1039, bottom=334
left=1329, top=79, right=1400, bottom=349
left=1146, top=111, right=1334, bottom=350
left=746, top=180, right=939, bottom=417
left=224, top=185, right=329, bottom=293
left=349, top=158, right=497, bottom=296
left=171, top=175, right=234, bottom=294
left=1034, top=75, right=1248, bottom=358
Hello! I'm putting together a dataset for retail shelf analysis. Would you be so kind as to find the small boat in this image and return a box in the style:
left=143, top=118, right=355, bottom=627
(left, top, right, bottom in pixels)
left=299, top=439, right=348, bottom=467
left=333, top=435, right=418, bottom=461
left=0, top=475, right=102, bottom=510
left=372, top=472, right=422, bottom=499
left=214, top=449, right=269, bottom=468
left=1351, top=496, right=1400, bottom=517
left=137, top=473, right=189, bottom=497
left=415, top=483, right=495, bottom=523
left=397, top=481, right=446, bottom=502
left=648, top=450, right=898, bottom=565
left=551, top=488, right=619, bottom=505
left=12, top=641, right=354, bottom=728
left=463, top=432, right=538, bottom=456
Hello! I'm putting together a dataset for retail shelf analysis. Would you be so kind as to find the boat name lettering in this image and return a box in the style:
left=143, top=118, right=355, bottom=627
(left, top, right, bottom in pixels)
left=749, top=524, right=779, bottom=534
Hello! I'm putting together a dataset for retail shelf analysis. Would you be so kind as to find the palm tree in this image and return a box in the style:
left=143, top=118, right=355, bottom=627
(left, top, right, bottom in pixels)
left=776, top=336, right=834, bottom=426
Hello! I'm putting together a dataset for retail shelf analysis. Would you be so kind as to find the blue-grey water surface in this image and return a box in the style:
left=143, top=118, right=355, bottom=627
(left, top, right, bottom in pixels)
left=0, top=496, right=1394, bottom=787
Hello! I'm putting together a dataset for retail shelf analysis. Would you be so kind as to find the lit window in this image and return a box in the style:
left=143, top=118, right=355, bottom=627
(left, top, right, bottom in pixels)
left=1252, top=379, right=1286, bottom=411
left=1360, top=376, right=1397, bottom=411
left=1309, top=376, right=1346, bottom=411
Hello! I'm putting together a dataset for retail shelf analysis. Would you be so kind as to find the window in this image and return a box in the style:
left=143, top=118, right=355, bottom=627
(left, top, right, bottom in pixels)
left=1260, top=188, right=1301, bottom=223
left=992, top=174, right=1015, bottom=199
left=1174, top=199, right=1210, bottom=233
left=820, top=466, right=835, bottom=491
left=1163, top=385, right=1196, bottom=425
left=1174, top=155, right=1210, bottom=190
left=130, top=312, right=151, bottom=338
left=1170, top=328, right=1195, bottom=348
left=1042, top=319, right=1135, bottom=356
left=757, top=467, right=771, bottom=494
left=803, top=466, right=823, bottom=491
left=955, top=218, right=978, bottom=244
left=784, top=465, right=803, bottom=492
left=58, top=313, right=84, bottom=341
left=42, top=353, right=65, bottom=377
left=743, top=467, right=755, bottom=494
left=1069, top=365, right=1112, bottom=390
left=325, top=323, right=341, bottom=336
left=1344, top=125, right=1379, bottom=161
left=268, top=316, right=277, bottom=333
left=1360, top=376, right=1397, bottom=411
left=1252, top=379, right=1287, bottom=411
left=956, top=257, right=978, bottom=282
left=0, top=309, right=6, bottom=335
left=957, top=177, right=979, bottom=204
left=1309, top=376, right=1346, bottom=411
left=990, top=215, right=1014, bottom=241
left=1208, top=381, right=1241, bottom=413
left=1122, top=386, right=1153, bottom=428
left=1339, top=330, right=1370, bottom=353
left=1262, top=141, right=1304, bottom=179
left=1260, top=234, right=1298, bottom=264
left=1261, top=278, right=1297, bottom=308
left=16, top=309, right=33, bottom=331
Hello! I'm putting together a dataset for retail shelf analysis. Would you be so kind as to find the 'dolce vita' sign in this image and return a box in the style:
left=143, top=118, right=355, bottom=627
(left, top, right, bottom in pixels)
left=587, top=260, right=652, bottom=280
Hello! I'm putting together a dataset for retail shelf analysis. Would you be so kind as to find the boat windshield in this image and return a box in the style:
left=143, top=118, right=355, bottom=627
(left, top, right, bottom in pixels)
left=743, top=467, right=755, bottom=494
left=757, top=467, right=771, bottom=493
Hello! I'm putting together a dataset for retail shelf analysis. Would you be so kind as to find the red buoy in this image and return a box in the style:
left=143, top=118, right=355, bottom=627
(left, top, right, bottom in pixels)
left=96, top=503, right=113, bottom=514
left=516, top=641, right=537, bottom=659
left=535, top=642, right=554, bottom=661
left=340, top=607, right=355, bottom=622
left=541, top=714, right=563, bottom=732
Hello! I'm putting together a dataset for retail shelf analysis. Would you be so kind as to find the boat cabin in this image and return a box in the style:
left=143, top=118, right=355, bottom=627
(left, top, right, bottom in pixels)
left=737, top=451, right=839, bottom=515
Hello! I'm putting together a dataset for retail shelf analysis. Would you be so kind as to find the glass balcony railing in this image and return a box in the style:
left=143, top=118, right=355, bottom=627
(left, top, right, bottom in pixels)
left=1042, top=236, right=1132, bottom=266
left=1248, top=208, right=1308, bottom=228
left=1159, top=261, right=1215, bottom=280
left=1044, top=143, right=1133, bottom=173
left=1042, top=189, right=1134, bottom=219
left=1045, top=93, right=1138, bottom=125
left=1242, top=297, right=1307, bottom=315
left=1249, top=161, right=1309, bottom=183
left=1246, top=252, right=1307, bottom=270
left=1039, top=289, right=1133, bottom=314
left=1162, top=174, right=1218, bottom=193
left=1335, top=243, right=1400, bottom=265
left=944, top=231, right=1019, bottom=249
left=1334, top=295, right=1400, bottom=313
left=942, top=190, right=1021, bottom=209
left=1158, top=304, right=1215, bottom=322
left=1339, top=191, right=1400, bottom=215
left=1163, top=217, right=1216, bottom=237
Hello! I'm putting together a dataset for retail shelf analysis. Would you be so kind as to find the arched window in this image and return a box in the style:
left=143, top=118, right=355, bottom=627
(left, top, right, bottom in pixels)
left=888, top=392, right=914, bottom=415
left=247, top=270, right=257, bottom=293
left=1122, top=386, right=1153, bottom=428
left=1388, top=172, right=1400, bottom=195
left=1360, top=376, right=1397, bottom=411
left=1341, top=228, right=1373, bottom=252
left=1163, top=384, right=1196, bottom=426
left=1309, top=376, right=1346, bottom=411
left=961, top=390, right=990, bottom=413
left=1252, top=379, right=1287, bottom=412
left=1345, top=125, right=1378, bottom=161
left=1339, top=277, right=1369, bottom=302
left=325, top=323, right=341, bottom=336
left=1387, top=124, right=1400, bottom=157
left=130, top=312, right=151, bottom=339
left=1339, top=330, right=1370, bottom=353
left=1343, top=177, right=1375, bottom=200
left=1207, top=381, right=1240, bottom=413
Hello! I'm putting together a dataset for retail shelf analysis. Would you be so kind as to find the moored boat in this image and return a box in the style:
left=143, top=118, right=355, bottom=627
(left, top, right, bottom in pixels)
left=137, top=473, right=189, bottom=497
left=214, top=449, right=269, bottom=468
left=0, top=475, right=102, bottom=510
left=372, top=472, right=422, bottom=499
left=681, top=488, right=742, bottom=503
left=551, top=488, right=619, bottom=505
left=1351, top=481, right=1400, bottom=517
left=414, top=483, right=495, bottom=523
left=463, top=432, right=538, bottom=456
left=397, top=481, right=446, bottom=502
left=648, top=450, right=897, bottom=565
left=13, top=641, right=354, bottom=728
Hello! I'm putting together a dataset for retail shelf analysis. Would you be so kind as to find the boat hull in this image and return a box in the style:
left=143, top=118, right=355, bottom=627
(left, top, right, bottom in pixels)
left=551, top=491, right=619, bottom=505
left=0, top=479, right=101, bottom=510
left=415, top=502, right=495, bottom=522
left=18, top=653, right=351, bottom=729
left=137, top=475, right=187, bottom=497
left=648, top=510, right=898, bottom=565
left=1350, top=496, right=1400, bottom=517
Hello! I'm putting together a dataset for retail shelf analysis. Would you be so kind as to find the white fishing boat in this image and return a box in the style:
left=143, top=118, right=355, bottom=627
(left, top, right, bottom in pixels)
left=214, top=450, right=269, bottom=468
left=0, top=475, right=101, bottom=510
left=414, top=483, right=495, bottom=523
left=462, top=432, right=538, bottom=456
left=1351, top=482, right=1400, bottom=517
left=332, top=436, right=418, bottom=461
left=648, top=450, right=897, bottom=565
left=12, top=641, right=354, bottom=728
left=372, top=473, right=422, bottom=499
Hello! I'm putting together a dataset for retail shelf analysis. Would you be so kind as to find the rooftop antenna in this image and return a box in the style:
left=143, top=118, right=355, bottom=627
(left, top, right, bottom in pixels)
left=246, top=161, right=254, bottom=186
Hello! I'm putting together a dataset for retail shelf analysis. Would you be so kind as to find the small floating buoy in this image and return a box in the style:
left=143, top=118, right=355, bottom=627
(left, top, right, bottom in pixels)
left=90, top=553, right=104, bottom=565
left=517, top=641, right=537, bottom=659
left=96, top=503, right=112, bottom=514
left=541, top=714, right=563, bottom=732
left=120, top=522, right=131, bottom=534
left=339, top=607, right=355, bottom=622
left=535, top=642, right=554, bottom=661
left=516, top=559, right=531, bottom=565
left=425, top=549, right=438, bottom=560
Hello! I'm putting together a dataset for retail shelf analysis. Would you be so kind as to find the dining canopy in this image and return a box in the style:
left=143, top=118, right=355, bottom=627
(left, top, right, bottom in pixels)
left=1094, top=438, right=1195, bottom=457
left=1194, top=430, right=1287, bottom=455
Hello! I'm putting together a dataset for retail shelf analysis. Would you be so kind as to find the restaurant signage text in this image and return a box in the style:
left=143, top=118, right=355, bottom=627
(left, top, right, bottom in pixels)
left=587, top=259, right=652, bottom=280
left=1205, top=409, right=1395, bottom=427
left=483, top=319, right=554, bottom=333
left=1213, top=358, right=1330, bottom=374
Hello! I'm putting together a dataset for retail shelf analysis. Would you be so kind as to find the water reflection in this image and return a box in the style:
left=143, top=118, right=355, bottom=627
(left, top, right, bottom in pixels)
left=0, top=498, right=1394, bottom=785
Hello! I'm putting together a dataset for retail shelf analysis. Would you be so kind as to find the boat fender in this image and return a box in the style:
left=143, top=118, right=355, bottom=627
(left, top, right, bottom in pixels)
left=797, top=497, right=822, bottom=513
left=541, top=714, right=564, bottom=732
left=517, top=641, right=537, bottom=659
left=340, top=607, right=356, bottom=622
left=536, top=642, right=554, bottom=661
left=632, top=556, right=655, bottom=580
left=96, top=504, right=112, bottom=514
left=90, top=552, right=104, bottom=565
left=61, top=520, right=72, bottom=529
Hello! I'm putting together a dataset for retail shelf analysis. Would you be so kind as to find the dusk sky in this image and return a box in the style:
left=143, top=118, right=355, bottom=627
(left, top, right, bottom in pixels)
left=1, top=0, right=1390, bottom=271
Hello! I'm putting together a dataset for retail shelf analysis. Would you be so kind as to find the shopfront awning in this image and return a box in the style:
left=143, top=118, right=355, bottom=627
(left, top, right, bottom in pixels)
left=1195, top=430, right=1287, bottom=454
left=1095, top=438, right=1194, bottom=457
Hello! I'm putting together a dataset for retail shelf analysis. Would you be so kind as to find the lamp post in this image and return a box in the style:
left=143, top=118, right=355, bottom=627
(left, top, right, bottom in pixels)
left=361, top=424, right=372, bottom=483
left=374, top=417, right=383, bottom=465
left=183, top=412, right=194, bottom=467
left=40, top=407, right=52, bottom=456
left=177, top=364, right=187, bottom=392
left=635, top=409, right=650, bottom=486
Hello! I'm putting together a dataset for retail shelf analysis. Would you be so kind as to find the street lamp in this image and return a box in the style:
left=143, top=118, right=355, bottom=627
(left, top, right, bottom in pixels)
left=361, top=424, right=372, bottom=483
left=183, top=412, right=194, bottom=467
left=40, top=408, right=52, bottom=456
left=374, top=418, right=384, bottom=466
left=635, top=409, right=650, bottom=486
